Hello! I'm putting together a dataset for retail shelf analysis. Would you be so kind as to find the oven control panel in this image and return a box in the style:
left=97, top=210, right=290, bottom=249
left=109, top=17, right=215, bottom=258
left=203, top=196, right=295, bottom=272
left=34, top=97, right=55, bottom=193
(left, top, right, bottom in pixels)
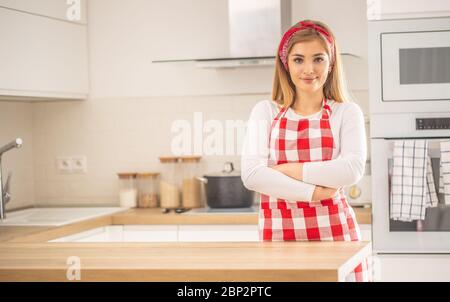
left=416, top=118, right=450, bottom=130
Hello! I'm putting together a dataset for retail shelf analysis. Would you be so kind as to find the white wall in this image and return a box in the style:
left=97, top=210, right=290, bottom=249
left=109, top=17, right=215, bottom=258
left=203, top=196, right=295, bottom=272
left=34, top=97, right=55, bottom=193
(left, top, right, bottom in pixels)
left=293, top=0, right=369, bottom=92
left=88, top=0, right=369, bottom=98
left=88, top=0, right=274, bottom=98
left=0, top=101, right=34, bottom=210
left=26, top=0, right=370, bottom=206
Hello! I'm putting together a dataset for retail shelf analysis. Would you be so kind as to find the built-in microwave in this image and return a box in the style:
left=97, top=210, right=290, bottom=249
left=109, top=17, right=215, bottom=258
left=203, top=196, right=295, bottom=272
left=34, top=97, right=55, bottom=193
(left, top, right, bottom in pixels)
left=369, top=17, right=450, bottom=115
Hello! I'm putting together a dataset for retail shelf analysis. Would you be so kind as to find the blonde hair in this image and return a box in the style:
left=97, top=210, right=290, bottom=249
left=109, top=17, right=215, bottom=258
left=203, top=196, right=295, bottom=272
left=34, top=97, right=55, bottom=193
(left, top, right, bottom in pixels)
left=272, top=20, right=353, bottom=108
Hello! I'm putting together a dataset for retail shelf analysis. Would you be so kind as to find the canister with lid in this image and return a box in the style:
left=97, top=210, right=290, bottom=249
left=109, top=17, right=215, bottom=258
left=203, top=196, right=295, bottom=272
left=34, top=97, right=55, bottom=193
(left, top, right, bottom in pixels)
left=159, top=157, right=180, bottom=210
left=180, top=156, right=202, bottom=208
left=117, top=172, right=138, bottom=208
left=136, top=172, right=160, bottom=208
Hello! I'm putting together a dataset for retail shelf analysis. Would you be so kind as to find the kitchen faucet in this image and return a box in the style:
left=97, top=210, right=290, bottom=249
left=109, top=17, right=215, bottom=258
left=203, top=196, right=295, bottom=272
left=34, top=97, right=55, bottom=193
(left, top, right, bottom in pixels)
left=0, top=138, right=23, bottom=220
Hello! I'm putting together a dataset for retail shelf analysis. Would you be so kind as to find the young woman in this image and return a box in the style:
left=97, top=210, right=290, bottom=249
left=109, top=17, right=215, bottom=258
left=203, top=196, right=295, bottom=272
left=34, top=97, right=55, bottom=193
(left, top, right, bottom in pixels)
left=241, top=20, right=369, bottom=282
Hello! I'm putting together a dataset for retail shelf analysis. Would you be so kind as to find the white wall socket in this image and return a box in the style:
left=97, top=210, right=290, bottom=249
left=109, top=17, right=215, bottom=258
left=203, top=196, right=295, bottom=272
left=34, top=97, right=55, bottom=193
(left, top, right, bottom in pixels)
left=72, top=156, right=87, bottom=173
left=56, top=157, right=73, bottom=173
left=56, top=156, right=87, bottom=174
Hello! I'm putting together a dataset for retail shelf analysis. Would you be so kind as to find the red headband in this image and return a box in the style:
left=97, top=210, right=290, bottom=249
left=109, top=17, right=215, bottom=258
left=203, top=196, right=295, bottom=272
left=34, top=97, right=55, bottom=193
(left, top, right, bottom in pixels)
left=278, top=20, right=335, bottom=71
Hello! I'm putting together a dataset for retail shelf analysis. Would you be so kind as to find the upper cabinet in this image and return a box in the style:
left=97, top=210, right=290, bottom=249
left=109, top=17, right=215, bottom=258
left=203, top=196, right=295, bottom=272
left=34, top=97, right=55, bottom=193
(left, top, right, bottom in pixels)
left=0, top=0, right=87, bottom=24
left=0, top=2, right=88, bottom=101
left=367, top=0, right=450, bottom=20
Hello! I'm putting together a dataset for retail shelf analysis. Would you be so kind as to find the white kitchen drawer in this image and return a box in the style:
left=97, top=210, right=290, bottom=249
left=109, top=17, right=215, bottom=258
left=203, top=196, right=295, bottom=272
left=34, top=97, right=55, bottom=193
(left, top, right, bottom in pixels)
left=374, top=254, right=450, bottom=282
left=74, top=226, right=123, bottom=242
left=0, top=0, right=87, bottom=24
left=0, top=7, right=88, bottom=100
left=122, top=225, right=178, bottom=242
left=49, top=225, right=179, bottom=243
left=178, top=224, right=259, bottom=242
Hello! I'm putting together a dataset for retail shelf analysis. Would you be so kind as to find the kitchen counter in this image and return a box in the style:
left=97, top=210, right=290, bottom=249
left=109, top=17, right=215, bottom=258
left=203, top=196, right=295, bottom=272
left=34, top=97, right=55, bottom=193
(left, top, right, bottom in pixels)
left=0, top=226, right=51, bottom=243
left=112, top=208, right=260, bottom=225
left=0, top=241, right=371, bottom=282
left=0, top=207, right=372, bottom=281
left=112, top=206, right=372, bottom=225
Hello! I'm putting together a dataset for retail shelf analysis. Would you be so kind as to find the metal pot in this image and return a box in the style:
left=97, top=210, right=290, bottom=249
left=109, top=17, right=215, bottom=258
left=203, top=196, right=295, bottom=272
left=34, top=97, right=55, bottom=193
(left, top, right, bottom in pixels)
left=197, top=162, right=254, bottom=208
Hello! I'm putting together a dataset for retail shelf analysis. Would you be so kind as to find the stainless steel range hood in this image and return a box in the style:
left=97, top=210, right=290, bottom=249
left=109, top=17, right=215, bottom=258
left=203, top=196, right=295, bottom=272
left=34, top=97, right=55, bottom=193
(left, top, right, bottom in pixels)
left=152, top=0, right=291, bottom=68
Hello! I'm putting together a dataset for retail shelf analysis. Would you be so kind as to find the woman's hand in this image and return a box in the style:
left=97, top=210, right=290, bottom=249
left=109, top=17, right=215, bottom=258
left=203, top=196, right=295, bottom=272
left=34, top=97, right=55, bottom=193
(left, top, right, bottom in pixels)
left=311, top=186, right=340, bottom=201
left=272, top=163, right=303, bottom=181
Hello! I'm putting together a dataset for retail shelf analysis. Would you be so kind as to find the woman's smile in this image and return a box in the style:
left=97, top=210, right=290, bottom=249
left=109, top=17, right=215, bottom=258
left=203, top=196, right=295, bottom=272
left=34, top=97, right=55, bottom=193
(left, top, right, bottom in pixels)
left=301, top=77, right=318, bottom=84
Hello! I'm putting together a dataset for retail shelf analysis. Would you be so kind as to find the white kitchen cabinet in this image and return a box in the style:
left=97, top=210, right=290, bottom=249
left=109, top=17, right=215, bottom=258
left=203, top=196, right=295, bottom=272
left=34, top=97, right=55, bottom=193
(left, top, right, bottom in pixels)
left=0, top=7, right=88, bottom=100
left=50, top=225, right=256, bottom=243
left=178, top=224, right=260, bottom=242
left=367, top=0, right=450, bottom=20
left=0, top=0, right=87, bottom=24
left=51, top=224, right=370, bottom=243
left=122, top=225, right=178, bottom=242
left=374, top=254, right=450, bottom=282
left=50, top=225, right=179, bottom=243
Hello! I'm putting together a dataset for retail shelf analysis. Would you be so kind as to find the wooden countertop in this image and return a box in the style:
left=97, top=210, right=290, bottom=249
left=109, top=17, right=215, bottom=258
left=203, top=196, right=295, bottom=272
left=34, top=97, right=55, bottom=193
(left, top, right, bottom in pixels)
left=0, top=241, right=371, bottom=282
left=0, top=226, right=51, bottom=243
left=0, top=207, right=372, bottom=281
left=112, top=208, right=259, bottom=225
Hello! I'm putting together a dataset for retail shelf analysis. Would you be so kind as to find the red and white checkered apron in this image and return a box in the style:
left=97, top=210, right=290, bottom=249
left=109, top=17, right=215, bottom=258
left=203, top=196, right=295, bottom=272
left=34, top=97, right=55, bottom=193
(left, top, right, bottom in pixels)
left=259, top=99, right=369, bottom=282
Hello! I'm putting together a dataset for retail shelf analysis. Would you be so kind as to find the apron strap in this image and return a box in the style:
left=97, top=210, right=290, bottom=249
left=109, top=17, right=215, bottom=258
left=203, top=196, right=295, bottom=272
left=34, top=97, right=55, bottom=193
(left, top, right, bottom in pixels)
left=322, top=98, right=332, bottom=119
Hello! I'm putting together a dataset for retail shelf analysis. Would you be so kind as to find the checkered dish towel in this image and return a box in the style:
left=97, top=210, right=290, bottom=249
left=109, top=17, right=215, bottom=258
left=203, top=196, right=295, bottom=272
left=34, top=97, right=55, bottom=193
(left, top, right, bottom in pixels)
left=440, top=140, right=450, bottom=205
left=390, top=140, right=438, bottom=221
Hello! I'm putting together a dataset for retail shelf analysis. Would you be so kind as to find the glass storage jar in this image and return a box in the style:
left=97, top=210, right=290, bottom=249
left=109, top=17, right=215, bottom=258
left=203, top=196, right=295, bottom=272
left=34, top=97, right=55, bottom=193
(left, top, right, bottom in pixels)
left=117, top=172, right=137, bottom=208
left=180, top=156, right=202, bottom=208
left=136, top=172, right=160, bottom=208
left=159, top=157, right=180, bottom=210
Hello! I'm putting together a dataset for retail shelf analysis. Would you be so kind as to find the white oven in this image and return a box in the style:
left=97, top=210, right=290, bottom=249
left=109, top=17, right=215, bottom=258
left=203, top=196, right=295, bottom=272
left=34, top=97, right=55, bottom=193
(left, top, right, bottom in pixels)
left=370, top=83, right=450, bottom=254
left=369, top=17, right=450, bottom=115
left=371, top=113, right=450, bottom=253
left=371, top=130, right=450, bottom=253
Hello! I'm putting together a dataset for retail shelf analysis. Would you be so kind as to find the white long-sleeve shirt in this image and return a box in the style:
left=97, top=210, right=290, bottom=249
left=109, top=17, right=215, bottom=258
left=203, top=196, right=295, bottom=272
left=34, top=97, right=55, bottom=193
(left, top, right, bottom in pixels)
left=241, top=99, right=367, bottom=202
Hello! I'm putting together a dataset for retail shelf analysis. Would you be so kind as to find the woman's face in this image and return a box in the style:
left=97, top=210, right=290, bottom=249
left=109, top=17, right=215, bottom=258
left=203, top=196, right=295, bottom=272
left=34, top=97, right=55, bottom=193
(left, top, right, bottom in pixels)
left=287, top=39, right=331, bottom=95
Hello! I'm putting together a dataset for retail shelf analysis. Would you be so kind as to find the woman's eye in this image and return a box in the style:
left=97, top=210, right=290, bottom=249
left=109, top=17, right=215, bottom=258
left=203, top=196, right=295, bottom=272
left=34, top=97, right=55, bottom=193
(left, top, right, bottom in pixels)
left=293, top=58, right=303, bottom=63
left=314, top=57, right=324, bottom=63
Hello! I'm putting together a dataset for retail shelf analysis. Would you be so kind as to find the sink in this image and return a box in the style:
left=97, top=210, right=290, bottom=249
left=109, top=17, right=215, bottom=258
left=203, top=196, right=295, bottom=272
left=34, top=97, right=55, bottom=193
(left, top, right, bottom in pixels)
left=0, top=207, right=126, bottom=226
